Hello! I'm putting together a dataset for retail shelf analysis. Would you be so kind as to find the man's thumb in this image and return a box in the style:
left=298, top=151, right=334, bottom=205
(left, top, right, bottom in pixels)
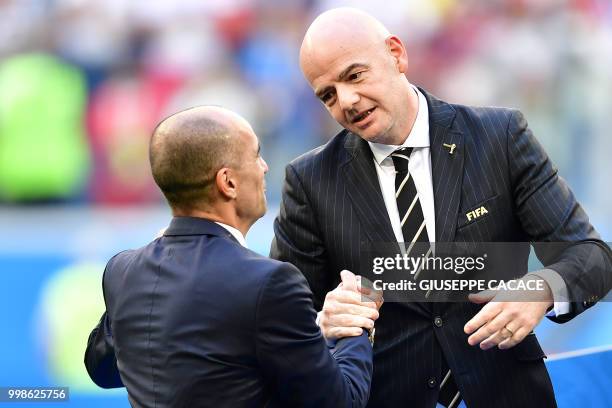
left=468, top=289, right=496, bottom=304
left=340, top=269, right=357, bottom=292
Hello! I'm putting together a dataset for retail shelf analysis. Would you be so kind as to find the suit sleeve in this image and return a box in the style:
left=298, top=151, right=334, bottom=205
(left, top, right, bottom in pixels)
left=84, top=260, right=124, bottom=388
left=255, top=263, right=372, bottom=408
left=507, top=109, right=612, bottom=322
left=270, top=162, right=331, bottom=310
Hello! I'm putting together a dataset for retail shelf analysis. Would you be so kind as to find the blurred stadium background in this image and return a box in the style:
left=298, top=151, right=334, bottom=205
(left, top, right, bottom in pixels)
left=0, top=0, right=610, bottom=406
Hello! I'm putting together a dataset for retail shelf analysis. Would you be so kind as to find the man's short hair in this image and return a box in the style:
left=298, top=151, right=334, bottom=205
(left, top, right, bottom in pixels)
left=149, top=109, right=240, bottom=209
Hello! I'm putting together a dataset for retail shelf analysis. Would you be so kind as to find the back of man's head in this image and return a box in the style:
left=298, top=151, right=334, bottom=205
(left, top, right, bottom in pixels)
left=149, top=106, right=241, bottom=212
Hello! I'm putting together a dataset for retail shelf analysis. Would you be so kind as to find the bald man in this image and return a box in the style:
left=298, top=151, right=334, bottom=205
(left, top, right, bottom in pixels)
left=271, top=8, right=611, bottom=408
left=85, top=106, right=373, bottom=408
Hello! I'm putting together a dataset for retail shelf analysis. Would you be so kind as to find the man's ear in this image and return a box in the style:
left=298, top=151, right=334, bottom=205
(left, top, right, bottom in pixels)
left=386, top=35, right=409, bottom=74
left=216, top=167, right=237, bottom=200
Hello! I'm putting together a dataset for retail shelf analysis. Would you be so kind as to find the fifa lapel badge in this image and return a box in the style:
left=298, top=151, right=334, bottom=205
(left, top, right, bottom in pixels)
left=466, top=206, right=488, bottom=222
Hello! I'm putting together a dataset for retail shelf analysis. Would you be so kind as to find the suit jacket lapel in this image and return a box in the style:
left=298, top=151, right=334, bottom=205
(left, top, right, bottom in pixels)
left=423, top=90, right=465, bottom=242
left=342, top=132, right=397, bottom=245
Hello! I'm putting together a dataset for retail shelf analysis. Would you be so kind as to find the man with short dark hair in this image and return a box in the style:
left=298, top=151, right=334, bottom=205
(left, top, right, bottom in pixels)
left=85, top=106, right=374, bottom=407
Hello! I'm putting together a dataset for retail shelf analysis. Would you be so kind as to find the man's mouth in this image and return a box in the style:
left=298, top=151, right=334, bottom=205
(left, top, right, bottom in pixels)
left=351, top=107, right=376, bottom=124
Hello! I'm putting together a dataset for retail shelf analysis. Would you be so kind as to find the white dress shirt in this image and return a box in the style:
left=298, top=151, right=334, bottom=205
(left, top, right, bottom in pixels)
left=368, top=86, right=435, bottom=245
left=215, top=222, right=248, bottom=248
left=367, top=87, right=569, bottom=316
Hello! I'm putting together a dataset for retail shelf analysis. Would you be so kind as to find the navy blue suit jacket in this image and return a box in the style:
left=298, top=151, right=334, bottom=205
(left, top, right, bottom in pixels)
left=85, top=217, right=373, bottom=407
left=270, top=90, right=611, bottom=408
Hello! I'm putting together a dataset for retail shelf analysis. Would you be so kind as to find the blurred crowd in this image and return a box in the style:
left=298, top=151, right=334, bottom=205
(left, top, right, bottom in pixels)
left=0, top=0, right=610, bottom=212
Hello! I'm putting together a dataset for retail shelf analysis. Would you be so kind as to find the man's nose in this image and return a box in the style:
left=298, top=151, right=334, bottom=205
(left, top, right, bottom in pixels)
left=261, top=157, right=269, bottom=173
left=336, top=85, right=359, bottom=111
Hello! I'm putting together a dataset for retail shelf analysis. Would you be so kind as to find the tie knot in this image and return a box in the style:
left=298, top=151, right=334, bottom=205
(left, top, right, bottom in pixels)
left=391, top=147, right=413, bottom=173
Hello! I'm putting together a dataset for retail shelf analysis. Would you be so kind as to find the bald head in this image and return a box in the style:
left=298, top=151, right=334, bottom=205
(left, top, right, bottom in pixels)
left=300, top=8, right=390, bottom=77
left=298, top=8, right=414, bottom=145
left=150, top=106, right=251, bottom=210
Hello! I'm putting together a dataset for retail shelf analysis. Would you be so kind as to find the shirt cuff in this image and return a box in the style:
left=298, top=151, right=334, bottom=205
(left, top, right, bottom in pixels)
left=527, top=269, right=571, bottom=317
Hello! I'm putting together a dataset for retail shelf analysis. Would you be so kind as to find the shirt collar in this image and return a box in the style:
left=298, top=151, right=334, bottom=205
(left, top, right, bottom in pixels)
left=215, top=222, right=248, bottom=248
left=368, top=86, right=430, bottom=165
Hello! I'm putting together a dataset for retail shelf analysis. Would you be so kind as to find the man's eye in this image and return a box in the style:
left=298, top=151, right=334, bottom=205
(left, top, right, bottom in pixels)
left=349, top=72, right=362, bottom=81
left=321, top=92, right=335, bottom=104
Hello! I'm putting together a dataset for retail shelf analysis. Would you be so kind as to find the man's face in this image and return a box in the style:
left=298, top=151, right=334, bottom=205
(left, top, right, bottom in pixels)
left=235, top=126, right=268, bottom=223
left=302, top=39, right=407, bottom=144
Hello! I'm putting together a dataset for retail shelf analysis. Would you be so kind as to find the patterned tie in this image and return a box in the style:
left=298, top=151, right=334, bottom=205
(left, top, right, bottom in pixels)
left=391, top=147, right=461, bottom=408
left=391, top=147, right=429, bottom=245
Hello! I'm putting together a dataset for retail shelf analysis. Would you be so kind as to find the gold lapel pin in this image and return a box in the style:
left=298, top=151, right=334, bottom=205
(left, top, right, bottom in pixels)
left=443, top=143, right=456, bottom=154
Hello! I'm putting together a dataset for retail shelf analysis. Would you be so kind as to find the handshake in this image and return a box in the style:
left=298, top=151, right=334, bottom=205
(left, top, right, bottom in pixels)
left=319, top=270, right=384, bottom=341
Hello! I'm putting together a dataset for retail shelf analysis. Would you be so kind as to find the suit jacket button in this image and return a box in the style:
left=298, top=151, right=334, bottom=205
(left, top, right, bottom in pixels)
left=434, top=317, right=443, bottom=327
left=427, top=377, right=437, bottom=388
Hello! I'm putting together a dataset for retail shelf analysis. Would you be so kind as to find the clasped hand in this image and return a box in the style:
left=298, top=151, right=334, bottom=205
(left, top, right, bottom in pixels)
left=319, top=270, right=383, bottom=340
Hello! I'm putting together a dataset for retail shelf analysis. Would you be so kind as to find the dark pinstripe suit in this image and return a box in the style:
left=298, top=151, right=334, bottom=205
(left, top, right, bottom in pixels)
left=270, top=90, right=611, bottom=407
